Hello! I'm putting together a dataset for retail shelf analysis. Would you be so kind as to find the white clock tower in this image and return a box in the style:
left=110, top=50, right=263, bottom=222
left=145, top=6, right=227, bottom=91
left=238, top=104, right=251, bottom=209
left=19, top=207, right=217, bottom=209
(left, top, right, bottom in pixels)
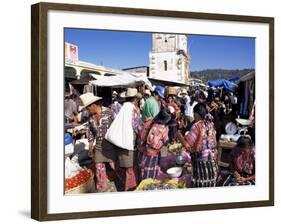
left=149, top=33, right=190, bottom=84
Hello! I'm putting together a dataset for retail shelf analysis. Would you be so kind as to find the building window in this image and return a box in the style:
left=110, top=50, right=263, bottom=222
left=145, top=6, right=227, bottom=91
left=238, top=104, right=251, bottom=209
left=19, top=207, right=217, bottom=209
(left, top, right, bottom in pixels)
left=164, top=60, right=167, bottom=71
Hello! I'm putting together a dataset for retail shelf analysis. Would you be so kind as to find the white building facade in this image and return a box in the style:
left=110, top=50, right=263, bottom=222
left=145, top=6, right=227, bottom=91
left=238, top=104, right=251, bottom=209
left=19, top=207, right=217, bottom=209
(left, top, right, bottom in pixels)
left=149, top=33, right=191, bottom=84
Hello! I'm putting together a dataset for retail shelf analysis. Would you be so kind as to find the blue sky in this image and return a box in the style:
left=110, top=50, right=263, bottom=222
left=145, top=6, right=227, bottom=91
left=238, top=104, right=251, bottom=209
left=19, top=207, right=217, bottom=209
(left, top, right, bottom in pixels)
left=64, top=28, right=255, bottom=71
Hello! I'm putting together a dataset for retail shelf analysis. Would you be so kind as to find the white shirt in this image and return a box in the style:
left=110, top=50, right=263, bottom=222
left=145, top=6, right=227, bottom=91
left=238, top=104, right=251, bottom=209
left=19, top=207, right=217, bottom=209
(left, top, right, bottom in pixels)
left=187, top=101, right=198, bottom=118
left=183, top=95, right=191, bottom=116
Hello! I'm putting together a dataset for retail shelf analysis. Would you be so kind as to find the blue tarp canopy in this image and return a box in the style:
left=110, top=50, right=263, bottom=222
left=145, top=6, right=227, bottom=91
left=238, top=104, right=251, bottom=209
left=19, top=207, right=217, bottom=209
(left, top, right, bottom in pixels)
left=208, top=79, right=238, bottom=91
left=228, top=76, right=240, bottom=83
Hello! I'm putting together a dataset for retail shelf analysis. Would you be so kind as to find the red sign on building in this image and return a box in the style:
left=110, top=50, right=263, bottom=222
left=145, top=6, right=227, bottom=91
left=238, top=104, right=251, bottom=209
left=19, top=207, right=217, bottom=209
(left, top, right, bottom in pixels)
left=65, top=43, right=79, bottom=64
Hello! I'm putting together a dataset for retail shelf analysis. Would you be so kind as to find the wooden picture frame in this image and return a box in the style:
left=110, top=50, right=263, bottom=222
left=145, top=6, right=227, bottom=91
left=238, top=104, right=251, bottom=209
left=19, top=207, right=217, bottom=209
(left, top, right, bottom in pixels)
left=31, top=2, right=274, bottom=221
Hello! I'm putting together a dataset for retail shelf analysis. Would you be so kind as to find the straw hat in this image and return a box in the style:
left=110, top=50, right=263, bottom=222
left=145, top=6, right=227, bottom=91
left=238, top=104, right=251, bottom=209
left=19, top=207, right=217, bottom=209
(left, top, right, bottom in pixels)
left=144, top=89, right=151, bottom=96
left=180, top=89, right=188, bottom=95
left=136, top=92, right=143, bottom=99
left=149, top=85, right=156, bottom=91
left=120, top=88, right=138, bottom=98
left=80, top=93, right=102, bottom=109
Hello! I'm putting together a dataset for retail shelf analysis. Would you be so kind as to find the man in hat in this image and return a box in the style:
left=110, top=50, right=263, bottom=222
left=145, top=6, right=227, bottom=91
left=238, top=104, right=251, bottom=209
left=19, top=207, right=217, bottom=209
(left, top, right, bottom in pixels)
left=139, top=89, right=151, bottom=113
left=112, top=90, right=118, bottom=97
left=105, top=88, right=142, bottom=191
left=142, top=85, right=165, bottom=121
left=110, top=90, right=122, bottom=119
left=80, top=92, right=116, bottom=192
left=144, top=89, right=151, bottom=100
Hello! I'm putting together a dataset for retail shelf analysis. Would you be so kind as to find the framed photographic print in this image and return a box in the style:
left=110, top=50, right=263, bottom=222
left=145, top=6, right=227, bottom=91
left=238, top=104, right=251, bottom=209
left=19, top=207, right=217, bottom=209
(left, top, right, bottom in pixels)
left=31, top=2, right=274, bottom=221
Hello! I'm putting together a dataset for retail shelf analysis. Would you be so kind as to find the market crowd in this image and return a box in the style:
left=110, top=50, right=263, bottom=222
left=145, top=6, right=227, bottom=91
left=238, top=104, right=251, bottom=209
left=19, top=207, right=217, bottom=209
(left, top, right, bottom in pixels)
left=65, top=84, right=256, bottom=192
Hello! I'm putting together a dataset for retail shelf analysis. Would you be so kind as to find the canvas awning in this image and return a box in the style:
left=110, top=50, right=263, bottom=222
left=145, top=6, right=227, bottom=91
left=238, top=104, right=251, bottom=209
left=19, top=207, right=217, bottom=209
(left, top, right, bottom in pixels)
left=89, top=72, right=152, bottom=88
left=71, top=75, right=95, bottom=85
left=149, top=78, right=188, bottom=87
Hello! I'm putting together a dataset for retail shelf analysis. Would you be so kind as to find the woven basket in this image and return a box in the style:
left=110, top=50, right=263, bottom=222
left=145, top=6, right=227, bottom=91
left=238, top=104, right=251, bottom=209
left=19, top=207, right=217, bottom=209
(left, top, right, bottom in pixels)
left=166, top=87, right=177, bottom=96
left=65, top=173, right=94, bottom=195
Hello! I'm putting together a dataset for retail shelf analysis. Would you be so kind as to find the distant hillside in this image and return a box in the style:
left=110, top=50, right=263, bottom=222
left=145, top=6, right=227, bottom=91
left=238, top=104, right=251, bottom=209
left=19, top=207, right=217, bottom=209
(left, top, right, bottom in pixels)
left=190, top=69, right=255, bottom=83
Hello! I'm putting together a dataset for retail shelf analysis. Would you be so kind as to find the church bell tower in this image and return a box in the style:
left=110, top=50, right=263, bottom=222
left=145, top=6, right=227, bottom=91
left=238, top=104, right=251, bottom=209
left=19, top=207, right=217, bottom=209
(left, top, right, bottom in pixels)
left=149, top=33, right=190, bottom=84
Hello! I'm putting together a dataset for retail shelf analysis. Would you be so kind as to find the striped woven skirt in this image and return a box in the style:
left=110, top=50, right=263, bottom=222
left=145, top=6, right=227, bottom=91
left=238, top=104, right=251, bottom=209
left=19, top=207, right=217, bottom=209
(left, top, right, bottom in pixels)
left=191, top=152, right=218, bottom=187
left=138, top=152, right=160, bottom=180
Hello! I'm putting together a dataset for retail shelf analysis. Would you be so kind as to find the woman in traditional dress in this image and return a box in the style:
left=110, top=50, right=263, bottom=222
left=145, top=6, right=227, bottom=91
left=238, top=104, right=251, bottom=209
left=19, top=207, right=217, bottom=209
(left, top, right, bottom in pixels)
left=223, top=136, right=255, bottom=186
left=138, top=109, right=171, bottom=180
left=177, top=103, right=218, bottom=187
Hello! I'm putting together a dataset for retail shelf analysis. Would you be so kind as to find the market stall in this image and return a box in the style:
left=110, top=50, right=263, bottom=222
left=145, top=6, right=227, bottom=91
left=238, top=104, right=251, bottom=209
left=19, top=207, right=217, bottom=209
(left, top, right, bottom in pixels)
left=237, top=71, right=255, bottom=118
left=218, top=118, right=253, bottom=168
left=89, top=72, right=152, bottom=106
left=90, top=72, right=152, bottom=88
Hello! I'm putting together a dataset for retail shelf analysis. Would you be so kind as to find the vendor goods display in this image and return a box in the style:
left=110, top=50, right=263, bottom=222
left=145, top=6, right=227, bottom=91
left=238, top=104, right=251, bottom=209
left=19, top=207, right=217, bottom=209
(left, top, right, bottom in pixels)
left=66, top=122, right=88, bottom=134
left=166, top=167, right=183, bottom=178
left=136, top=178, right=185, bottom=191
left=219, top=139, right=237, bottom=148
left=65, top=157, right=94, bottom=194
left=225, top=122, right=238, bottom=135
left=175, top=155, right=186, bottom=165
left=168, top=142, right=182, bottom=155
left=236, top=118, right=251, bottom=126
left=220, top=134, right=240, bottom=142
left=142, top=183, right=177, bottom=191
left=65, top=169, right=93, bottom=193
